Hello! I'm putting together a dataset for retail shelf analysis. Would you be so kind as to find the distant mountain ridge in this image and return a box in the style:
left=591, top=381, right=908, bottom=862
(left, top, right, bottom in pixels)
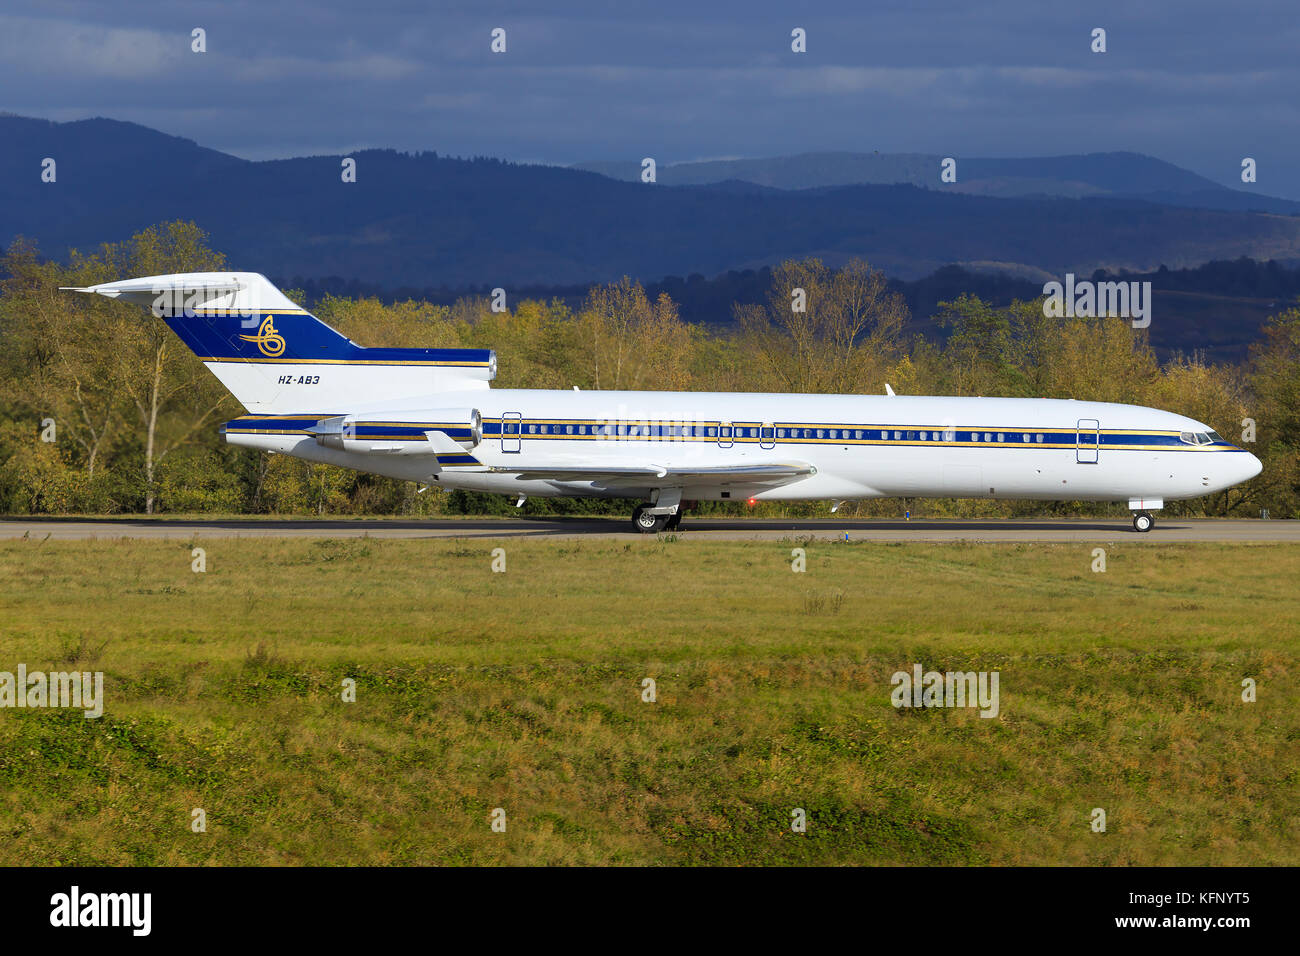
left=573, top=151, right=1299, bottom=214
left=4, top=115, right=1300, bottom=288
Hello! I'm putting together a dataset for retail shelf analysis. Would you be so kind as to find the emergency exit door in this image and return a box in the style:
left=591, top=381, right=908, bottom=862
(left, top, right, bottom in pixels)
left=501, top=412, right=522, bottom=453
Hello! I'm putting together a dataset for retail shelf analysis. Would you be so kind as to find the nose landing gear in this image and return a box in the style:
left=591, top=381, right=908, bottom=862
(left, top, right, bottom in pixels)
left=1128, top=498, right=1162, bottom=533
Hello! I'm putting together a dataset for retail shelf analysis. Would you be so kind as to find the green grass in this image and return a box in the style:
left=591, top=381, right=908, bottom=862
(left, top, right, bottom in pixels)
left=0, top=535, right=1296, bottom=865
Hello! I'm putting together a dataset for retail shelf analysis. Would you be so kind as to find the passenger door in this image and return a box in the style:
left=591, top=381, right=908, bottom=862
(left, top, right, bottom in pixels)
left=1076, top=418, right=1100, bottom=464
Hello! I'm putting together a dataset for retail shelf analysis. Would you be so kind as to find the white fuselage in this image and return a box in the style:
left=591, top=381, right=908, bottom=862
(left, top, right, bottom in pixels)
left=64, top=274, right=1262, bottom=515
left=224, top=388, right=1263, bottom=507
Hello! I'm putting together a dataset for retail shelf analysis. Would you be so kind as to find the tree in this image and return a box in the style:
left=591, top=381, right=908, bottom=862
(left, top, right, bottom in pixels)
left=89, top=221, right=235, bottom=513
left=576, top=277, right=693, bottom=391
left=1247, top=305, right=1300, bottom=515
left=734, top=258, right=907, bottom=393
left=934, top=294, right=1032, bottom=397
left=0, top=239, right=121, bottom=478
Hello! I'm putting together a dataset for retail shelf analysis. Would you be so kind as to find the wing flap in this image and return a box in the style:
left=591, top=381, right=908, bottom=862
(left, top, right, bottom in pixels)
left=495, top=461, right=815, bottom=488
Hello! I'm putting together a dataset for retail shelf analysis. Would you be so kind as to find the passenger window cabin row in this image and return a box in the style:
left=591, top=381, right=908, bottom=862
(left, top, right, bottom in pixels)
left=516, top=423, right=1053, bottom=443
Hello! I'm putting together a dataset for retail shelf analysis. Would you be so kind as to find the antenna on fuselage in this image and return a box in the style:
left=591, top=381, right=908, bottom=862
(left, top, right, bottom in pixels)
left=885, top=384, right=896, bottom=396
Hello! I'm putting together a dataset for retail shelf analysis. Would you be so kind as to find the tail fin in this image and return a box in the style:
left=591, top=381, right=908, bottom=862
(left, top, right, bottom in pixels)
left=63, top=272, right=495, bottom=413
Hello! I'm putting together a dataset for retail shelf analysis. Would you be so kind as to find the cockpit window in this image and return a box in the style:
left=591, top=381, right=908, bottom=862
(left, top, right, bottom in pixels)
left=1179, top=432, right=1196, bottom=444
left=1206, top=431, right=1223, bottom=443
left=1181, top=431, right=1220, bottom=445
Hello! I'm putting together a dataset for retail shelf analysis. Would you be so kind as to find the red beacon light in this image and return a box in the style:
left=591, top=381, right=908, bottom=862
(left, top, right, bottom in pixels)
left=746, top=496, right=757, bottom=507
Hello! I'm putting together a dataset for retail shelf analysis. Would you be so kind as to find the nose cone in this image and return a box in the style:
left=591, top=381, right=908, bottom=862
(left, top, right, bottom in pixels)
left=1242, top=451, right=1263, bottom=481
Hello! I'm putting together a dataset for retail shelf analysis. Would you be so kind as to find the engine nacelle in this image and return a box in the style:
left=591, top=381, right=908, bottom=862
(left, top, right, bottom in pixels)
left=311, top=408, right=481, bottom=453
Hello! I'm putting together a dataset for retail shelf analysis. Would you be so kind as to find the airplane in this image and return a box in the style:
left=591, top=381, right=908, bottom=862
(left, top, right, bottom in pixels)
left=63, top=272, right=1263, bottom=534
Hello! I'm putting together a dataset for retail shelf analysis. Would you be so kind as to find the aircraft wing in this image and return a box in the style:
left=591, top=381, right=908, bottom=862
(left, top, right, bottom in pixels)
left=493, top=461, right=816, bottom=488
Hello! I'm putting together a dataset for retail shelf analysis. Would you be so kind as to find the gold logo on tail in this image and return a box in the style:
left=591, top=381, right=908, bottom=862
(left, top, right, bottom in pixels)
left=238, top=316, right=286, bottom=357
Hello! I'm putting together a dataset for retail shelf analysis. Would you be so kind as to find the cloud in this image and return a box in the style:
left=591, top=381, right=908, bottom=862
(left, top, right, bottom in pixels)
left=0, top=14, right=181, bottom=78
left=4, top=1, right=1300, bottom=196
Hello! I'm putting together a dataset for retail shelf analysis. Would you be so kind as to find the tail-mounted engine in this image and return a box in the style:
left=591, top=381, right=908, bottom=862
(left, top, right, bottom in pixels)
left=310, top=408, right=481, bottom=454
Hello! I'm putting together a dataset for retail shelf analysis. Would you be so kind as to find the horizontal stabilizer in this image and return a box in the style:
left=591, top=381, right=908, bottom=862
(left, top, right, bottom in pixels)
left=61, top=272, right=298, bottom=314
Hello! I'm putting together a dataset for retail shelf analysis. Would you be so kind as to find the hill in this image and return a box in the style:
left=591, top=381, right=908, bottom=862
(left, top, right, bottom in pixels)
left=574, top=151, right=1300, bottom=214
left=5, top=116, right=1300, bottom=288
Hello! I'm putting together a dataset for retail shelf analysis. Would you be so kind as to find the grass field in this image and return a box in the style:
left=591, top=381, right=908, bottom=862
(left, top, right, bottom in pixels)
left=0, top=534, right=1296, bottom=866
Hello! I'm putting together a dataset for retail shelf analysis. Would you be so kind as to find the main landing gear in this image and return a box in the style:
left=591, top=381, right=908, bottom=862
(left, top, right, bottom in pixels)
left=632, top=505, right=664, bottom=533
left=1132, top=511, right=1155, bottom=533
left=632, top=503, right=683, bottom=533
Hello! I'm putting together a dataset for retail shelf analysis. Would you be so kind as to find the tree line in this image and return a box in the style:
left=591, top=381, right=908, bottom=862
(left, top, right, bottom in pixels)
left=1, top=221, right=1296, bottom=518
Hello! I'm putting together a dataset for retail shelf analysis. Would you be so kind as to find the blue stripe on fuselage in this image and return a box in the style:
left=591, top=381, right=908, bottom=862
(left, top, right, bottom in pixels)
left=221, top=415, right=1243, bottom=452
left=478, top=419, right=1242, bottom=450
left=222, top=416, right=475, bottom=441
left=164, top=311, right=491, bottom=366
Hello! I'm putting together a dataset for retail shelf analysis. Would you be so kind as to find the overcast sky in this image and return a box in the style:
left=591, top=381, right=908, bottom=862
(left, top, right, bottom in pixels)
left=4, top=0, right=1299, bottom=196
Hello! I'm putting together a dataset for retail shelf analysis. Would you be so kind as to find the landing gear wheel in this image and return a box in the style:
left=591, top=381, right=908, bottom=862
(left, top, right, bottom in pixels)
left=664, top=511, right=682, bottom=531
left=1132, top=511, right=1154, bottom=533
left=632, top=505, right=667, bottom=534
